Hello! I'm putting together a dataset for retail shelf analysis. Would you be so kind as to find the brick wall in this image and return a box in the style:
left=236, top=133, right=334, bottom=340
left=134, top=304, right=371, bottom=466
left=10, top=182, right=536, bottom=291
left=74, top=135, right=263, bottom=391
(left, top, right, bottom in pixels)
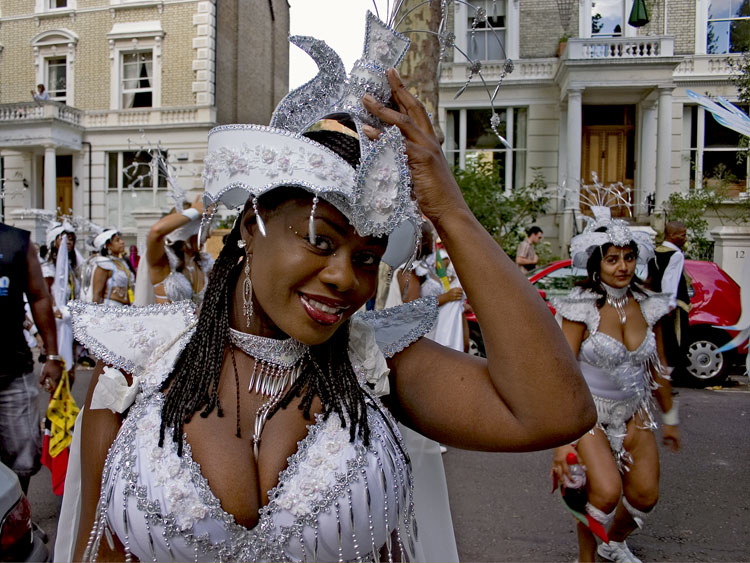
left=520, top=0, right=578, bottom=59
left=639, top=0, right=695, bottom=54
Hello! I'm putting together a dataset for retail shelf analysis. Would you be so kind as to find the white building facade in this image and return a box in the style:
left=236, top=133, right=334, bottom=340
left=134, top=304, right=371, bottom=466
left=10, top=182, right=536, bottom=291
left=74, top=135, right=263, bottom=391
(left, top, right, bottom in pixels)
left=438, top=0, right=747, bottom=255
left=0, top=0, right=289, bottom=247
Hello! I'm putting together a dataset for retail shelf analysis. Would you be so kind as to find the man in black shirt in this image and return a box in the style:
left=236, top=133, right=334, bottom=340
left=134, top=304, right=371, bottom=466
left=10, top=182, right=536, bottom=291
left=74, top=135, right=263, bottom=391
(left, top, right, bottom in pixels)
left=0, top=222, right=62, bottom=493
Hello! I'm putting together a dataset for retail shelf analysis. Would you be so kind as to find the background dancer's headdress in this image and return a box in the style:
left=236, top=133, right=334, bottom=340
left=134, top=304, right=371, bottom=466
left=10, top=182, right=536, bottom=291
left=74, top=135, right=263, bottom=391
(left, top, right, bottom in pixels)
left=569, top=179, right=654, bottom=268
left=93, top=229, right=119, bottom=252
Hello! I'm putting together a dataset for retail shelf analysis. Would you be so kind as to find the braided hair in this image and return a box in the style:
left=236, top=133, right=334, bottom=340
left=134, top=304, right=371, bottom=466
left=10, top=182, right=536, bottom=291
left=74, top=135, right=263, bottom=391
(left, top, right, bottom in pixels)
left=159, top=128, right=373, bottom=454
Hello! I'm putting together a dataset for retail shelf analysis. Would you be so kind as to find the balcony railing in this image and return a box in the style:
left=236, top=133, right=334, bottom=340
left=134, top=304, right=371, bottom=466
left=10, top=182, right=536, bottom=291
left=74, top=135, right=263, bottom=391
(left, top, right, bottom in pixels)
left=0, top=104, right=216, bottom=129
left=564, top=36, right=674, bottom=60
left=0, top=101, right=82, bottom=127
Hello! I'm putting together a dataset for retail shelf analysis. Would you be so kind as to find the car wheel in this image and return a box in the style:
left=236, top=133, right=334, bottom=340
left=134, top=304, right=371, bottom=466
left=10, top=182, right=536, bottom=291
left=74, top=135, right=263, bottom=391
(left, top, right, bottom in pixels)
left=683, top=328, right=732, bottom=387
left=468, top=323, right=486, bottom=358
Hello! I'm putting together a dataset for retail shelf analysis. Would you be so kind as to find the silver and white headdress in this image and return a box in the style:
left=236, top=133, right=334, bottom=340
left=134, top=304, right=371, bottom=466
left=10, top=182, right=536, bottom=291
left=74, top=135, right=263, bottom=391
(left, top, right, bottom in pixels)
left=569, top=179, right=654, bottom=269
left=46, top=218, right=76, bottom=248
left=201, top=12, right=419, bottom=267
left=93, top=229, right=119, bottom=252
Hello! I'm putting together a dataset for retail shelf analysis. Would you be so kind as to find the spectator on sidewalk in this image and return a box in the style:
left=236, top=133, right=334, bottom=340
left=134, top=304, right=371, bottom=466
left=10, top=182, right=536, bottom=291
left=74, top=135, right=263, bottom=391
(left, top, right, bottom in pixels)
left=516, top=226, right=543, bottom=273
left=648, top=221, right=690, bottom=377
left=0, top=222, right=62, bottom=494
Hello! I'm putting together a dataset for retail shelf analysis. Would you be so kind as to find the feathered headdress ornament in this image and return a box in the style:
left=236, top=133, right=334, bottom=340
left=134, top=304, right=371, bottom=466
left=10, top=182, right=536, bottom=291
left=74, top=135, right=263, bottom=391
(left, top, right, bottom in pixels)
left=569, top=177, right=654, bottom=268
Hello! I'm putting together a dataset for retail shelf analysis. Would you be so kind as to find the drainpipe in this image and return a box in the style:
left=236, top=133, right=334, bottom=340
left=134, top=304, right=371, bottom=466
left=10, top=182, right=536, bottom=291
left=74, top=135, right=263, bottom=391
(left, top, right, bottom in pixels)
left=664, top=0, right=668, bottom=35
left=82, top=141, right=92, bottom=221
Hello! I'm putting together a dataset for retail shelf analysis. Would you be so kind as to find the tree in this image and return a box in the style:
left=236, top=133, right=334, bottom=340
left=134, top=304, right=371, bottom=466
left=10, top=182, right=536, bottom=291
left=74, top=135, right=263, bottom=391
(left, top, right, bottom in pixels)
left=394, top=0, right=444, bottom=139
left=453, top=160, right=550, bottom=257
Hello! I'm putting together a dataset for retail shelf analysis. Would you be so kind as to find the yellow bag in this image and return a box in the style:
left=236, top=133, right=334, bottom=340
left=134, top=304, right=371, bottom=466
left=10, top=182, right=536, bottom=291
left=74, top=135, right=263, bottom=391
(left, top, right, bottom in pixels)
left=46, top=369, right=80, bottom=458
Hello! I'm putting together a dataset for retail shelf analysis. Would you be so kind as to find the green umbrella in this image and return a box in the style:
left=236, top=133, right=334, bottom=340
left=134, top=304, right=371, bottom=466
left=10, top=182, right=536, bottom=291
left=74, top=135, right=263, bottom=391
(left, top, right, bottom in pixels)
left=628, top=0, right=650, bottom=27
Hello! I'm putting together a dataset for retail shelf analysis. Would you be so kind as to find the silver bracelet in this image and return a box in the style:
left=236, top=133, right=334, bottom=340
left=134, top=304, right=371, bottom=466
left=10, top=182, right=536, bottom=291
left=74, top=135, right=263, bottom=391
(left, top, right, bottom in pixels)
left=46, top=354, right=64, bottom=364
left=182, top=208, right=201, bottom=221
left=662, top=398, right=679, bottom=426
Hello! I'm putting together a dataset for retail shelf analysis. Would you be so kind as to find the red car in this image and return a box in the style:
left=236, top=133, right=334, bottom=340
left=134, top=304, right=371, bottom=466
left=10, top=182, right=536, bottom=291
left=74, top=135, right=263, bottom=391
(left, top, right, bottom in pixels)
left=527, top=259, right=744, bottom=387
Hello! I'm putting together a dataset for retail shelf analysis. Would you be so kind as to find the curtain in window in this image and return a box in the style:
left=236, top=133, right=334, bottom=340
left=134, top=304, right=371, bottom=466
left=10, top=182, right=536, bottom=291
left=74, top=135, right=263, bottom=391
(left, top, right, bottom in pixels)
left=122, top=52, right=152, bottom=109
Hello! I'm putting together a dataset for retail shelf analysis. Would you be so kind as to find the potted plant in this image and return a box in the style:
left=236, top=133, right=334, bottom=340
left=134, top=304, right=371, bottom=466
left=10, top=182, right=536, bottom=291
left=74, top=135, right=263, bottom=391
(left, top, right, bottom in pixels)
left=558, top=33, right=571, bottom=57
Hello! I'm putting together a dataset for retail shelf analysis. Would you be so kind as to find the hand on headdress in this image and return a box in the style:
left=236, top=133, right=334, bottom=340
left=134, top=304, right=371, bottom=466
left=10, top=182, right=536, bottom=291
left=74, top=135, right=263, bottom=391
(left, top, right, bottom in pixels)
left=362, top=69, right=467, bottom=228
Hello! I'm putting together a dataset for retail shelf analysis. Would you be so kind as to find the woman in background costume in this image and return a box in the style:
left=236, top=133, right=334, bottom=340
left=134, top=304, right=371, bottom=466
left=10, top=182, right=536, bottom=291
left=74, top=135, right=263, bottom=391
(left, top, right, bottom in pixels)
left=551, top=207, right=680, bottom=563
left=90, top=230, right=133, bottom=307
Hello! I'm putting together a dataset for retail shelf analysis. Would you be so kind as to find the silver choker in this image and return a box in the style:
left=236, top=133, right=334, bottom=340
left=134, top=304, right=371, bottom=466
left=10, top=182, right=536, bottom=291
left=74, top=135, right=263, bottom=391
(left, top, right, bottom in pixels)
left=602, top=282, right=629, bottom=325
left=228, top=327, right=309, bottom=460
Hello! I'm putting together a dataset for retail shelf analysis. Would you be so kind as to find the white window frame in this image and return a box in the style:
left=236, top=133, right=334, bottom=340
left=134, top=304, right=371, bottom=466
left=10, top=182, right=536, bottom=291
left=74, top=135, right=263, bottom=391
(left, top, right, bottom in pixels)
left=683, top=104, right=750, bottom=192
left=120, top=50, right=154, bottom=109
left=34, top=0, right=76, bottom=13
left=697, top=0, right=750, bottom=55
left=454, top=0, right=519, bottom=62
left=107, top=22, right=164, bottom=111
left=31, top=29, right=78, bottom=106
left=45, top=56, right=68, bottom=102
left=443, top=106, right=528, bottom=194
left=578, top=0, right=637, bottom=39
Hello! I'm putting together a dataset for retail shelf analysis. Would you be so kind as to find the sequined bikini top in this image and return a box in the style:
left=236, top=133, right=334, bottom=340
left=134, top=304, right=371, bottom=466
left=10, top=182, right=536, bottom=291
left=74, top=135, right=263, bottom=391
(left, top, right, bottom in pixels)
left=553, top=287, right=671, bottom=395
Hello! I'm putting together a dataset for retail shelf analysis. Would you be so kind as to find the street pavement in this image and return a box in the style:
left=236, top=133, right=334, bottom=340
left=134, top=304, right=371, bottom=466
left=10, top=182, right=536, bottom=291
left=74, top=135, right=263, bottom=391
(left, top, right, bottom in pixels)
left=28, top=369, right=750, bottom=561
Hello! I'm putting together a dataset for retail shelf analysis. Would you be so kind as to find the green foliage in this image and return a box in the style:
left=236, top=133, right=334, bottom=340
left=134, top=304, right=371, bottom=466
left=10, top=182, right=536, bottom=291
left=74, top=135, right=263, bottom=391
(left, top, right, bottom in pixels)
left=665, top=179, right=750, bottom=259
left=453, top=160, right=550, bottom=257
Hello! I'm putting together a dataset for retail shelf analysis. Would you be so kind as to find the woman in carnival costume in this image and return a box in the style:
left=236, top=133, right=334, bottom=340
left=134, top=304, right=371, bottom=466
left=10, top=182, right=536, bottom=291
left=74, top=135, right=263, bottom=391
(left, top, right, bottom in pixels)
left=62, top=13, right=595, bottom=563
left=139, top=195, right=214, bottom=305
left=550, top=207, right=680, bottom=563
left=90, top=230, right=134, bottom=307
left=42, top=220, right=81, bottom=374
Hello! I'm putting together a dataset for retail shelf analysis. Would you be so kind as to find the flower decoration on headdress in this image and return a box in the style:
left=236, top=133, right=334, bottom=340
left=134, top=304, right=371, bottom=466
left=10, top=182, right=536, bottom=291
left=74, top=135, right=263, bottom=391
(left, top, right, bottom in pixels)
left=569, top=176, right=654, bottom=268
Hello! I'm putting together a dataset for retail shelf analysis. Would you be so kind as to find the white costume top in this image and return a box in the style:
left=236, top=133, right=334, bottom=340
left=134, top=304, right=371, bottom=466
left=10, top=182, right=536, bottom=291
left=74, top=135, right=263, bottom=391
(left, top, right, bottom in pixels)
left=153, top=247, right=214, bottom=304
left=67, top=298, right=439, bottom=562
left=553, top=287, right=671, bottom=467
left=95, top=256, right=134, bottom=305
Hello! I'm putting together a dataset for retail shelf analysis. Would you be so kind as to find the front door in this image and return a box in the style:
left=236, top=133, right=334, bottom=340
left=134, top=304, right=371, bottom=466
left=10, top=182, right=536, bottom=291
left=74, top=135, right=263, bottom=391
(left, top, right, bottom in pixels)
left=581, top=125, right=633, bottom=217
left=56, top=177, right=73, bottom=216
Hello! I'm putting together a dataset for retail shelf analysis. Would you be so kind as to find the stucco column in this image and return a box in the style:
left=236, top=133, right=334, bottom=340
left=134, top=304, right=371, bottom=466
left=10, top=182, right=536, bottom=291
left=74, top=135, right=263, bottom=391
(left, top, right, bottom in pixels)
left=640, top=100, right=657, bottom=209
left=655, top=87, right=673, bottom=209
left=561, top=89, right=583, bottom=257
left=43, top=146, right=57, bottom=213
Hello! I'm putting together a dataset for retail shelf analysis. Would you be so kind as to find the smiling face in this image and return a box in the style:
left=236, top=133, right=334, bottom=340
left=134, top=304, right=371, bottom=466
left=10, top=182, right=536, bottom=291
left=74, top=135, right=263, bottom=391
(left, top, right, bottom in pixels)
left=599, top=244, right=637, bottom=288
left=239, top=196, right=386, bottom=345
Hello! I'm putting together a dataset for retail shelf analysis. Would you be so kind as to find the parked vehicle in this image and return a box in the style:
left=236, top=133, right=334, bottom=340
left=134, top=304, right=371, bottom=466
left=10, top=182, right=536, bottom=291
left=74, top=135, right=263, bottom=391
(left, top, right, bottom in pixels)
left=0, top=461, right=50, bottom=562
left=467, top=260, right=745, bottom=387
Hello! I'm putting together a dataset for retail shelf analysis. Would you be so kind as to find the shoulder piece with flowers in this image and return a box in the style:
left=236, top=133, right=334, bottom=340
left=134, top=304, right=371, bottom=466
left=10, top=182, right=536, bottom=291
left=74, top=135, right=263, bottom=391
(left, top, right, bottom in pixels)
left=69, top=301, right=197, bottom=412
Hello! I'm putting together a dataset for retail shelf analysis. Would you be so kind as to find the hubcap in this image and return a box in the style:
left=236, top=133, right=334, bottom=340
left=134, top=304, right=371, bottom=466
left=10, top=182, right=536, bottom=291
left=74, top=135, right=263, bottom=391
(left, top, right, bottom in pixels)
left=686, top=340, right=724, bottom=380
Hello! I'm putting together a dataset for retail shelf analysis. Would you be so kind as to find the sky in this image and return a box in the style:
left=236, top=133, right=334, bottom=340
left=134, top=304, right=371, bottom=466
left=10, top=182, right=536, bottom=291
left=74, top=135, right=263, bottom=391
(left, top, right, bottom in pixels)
left=287, top=0, right=382, bottom=89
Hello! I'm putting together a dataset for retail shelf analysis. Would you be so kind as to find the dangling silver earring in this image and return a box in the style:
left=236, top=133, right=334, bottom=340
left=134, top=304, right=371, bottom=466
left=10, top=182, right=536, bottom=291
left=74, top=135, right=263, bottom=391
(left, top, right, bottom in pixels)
left=243, top=254, right=253, bottom=328
left=592, top=271, right=600, bottom=283
left=253, top=197, right=266, bottom=237
left=308, top=195, right=319, bottom=244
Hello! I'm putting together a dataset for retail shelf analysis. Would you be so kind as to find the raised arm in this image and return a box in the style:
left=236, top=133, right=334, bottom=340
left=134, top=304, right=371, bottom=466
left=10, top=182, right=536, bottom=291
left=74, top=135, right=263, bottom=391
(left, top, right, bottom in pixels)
left=147, top=196, right=203, bottom=285
left=72, top=362, right=128, bottom=561
left=363, top=70, right=595, bottom=452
